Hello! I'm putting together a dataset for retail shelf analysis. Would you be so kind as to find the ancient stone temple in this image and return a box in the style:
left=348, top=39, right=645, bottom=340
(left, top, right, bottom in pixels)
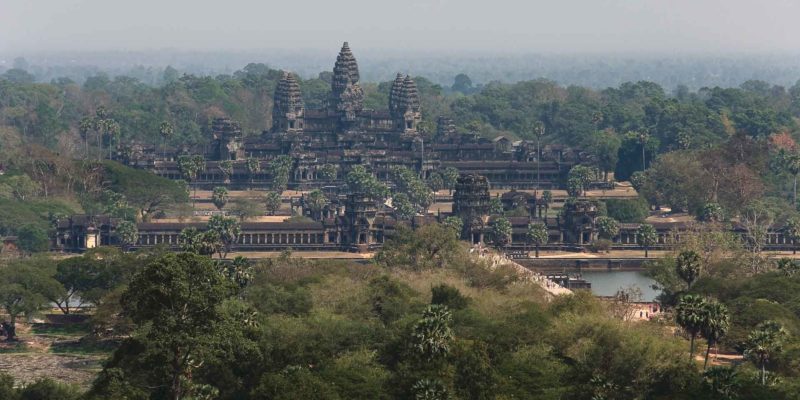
left=134, top=42, right=589, bottom=191
left=453, top=174, right=491, bottom=243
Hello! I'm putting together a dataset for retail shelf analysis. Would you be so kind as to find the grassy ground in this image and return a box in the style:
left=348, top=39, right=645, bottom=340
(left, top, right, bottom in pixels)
left=0, top=320, right=109, bottom=388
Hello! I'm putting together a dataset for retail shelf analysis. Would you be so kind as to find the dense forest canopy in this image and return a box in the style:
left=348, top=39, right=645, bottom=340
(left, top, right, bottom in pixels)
left=7, top=51, right=800, bottom=90
left=4, top=59, right=800, bottom=233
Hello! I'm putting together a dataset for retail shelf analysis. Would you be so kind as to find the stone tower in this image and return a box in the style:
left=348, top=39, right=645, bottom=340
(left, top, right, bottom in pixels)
left=437, top=116, right=456, bottom=137
left=388, top=73, right=405, bottom=120
left=272, top=71, right=304, bottom=133
left=330, top=42, right=364, bottom=126
left=212, top=117, right=243, bottom=160
left=453, top=174, right=491, bottom=243
left=389, top=75, right=421, bottom=133
left=344, top=193, right=377, bottom=252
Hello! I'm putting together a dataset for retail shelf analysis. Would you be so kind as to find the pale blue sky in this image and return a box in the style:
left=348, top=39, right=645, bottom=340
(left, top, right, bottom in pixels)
left=1, top=0, right=799, bottom=53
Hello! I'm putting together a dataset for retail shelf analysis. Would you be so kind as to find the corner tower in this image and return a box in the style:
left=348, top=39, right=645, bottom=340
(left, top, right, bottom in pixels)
left=272, top=71, right=304, bottom=133
left=391, top=74, right=421, bottom=133
left=330, top=42, right=364, bottom=126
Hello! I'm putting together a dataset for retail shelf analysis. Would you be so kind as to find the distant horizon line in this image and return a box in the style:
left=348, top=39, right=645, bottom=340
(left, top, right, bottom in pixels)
left=3, top=47, right=800, bottom=59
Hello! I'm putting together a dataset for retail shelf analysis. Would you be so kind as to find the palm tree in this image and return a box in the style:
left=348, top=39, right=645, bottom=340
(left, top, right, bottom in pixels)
left=78, top=116, right=95, bottom=160
left=702, top=366, right=740, bottom=400
left=105, top=120, right=120, bottom=160
left=541, top=190, right=552, bottom=220
left=638, top=130, right=649, bottom=170
left=159, top=121, right=174, bottom=160
left=533, top=121, right=545, bottom=189
left=636, top=224, right=658, bottom=258
left=218, top=160, right=234, bottom=184
left=489, top=216, right=512, bottom=250
left=700, top=300, right=730, bottom=370
left=207, top=215, right=240, bottom=259
left=527, top=222, right=548, bottom=258
left=675, top=294, right=707, bottom=361
left=211, top=187, right=229, bottom=211
left=246, top=158, right=261, bottom=190
left=178, top=155, right=203, bottom=210
left=411, top=305, right=453, bottom=361
left=265, top=191, right=282, bottom=216
left=676, top=250, right=702, bottom=289
left=784, top=218, right=800, bottom=254
left=744, top=320, right=788, bottom=386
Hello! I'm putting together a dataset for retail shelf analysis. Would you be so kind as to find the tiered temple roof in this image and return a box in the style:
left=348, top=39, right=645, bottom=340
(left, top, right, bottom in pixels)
left=272, top=72, right=304, bottom=132
left=331, top=42, right=364, bottom=120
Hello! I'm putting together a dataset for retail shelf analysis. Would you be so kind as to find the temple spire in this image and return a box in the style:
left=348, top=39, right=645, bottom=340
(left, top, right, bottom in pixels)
left=272, top=71, right=304, bottom=133
left=330, top=42, right=364, bottom=124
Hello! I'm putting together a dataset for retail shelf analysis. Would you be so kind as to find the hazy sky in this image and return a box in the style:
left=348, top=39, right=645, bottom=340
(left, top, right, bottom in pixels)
left=2, top=0, right=800, bottom=54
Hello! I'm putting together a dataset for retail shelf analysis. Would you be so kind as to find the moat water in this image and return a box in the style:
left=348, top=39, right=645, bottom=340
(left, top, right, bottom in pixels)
left=579, top=270, right=659, bottom=301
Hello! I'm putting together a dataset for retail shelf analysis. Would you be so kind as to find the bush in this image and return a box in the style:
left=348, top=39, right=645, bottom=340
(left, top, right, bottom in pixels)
left=17, top=224, right=50, bottom=252
left=19, top=378, right=82, bottom=400
left=605, top=197, right=649, bottom=223
left=589, top=239, right=612, bottom=253
left=431, top=284, right=470, bottom=310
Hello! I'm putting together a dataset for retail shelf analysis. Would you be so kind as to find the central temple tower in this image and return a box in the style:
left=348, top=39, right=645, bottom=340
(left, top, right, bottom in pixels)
left=330, top=42, right=364, bottom=128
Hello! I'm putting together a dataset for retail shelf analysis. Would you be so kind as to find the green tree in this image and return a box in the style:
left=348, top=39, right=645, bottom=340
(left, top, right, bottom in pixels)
left=567, top=165, right=595, bottom=196
left=54, top=252, right=126, bottom=313
left=159, top=121, right=174, bottom=159
left=393, top=193, right=415, bottom=220
left=6, top=174, right=39, bottom=201
left=207, top=215, right=240, bottom=258
left=779, top=150, right=800, bottom=205
left=112, top=253, right=236, bottom=400
left=527, top=222, right=548, bottom=258
left=178, top=155, right=201, bottom=209
left=346, top=165, right=388, bottom=200
left=441, top=167, right=460, bottom=194
left=211, top=187, right=229, bottom=211
left=783, top=218, right=800, bottom=254
left=454, top=341, right=495, bottom=400
left=218, top=160, right=234, bottom=184
left=103, top=161, right=189, bottom=221
left=230, top=198, right=261, bottom=221
left=0, top=260, right=53, bottom=339
left=676, top=294, right=707, bottom=361
left=427, top=172, right=444, bottom=193
left=636, top=224, right=658, bottom=257
left=441, top=216, right=463, bottom=238
left=16, top=224, right=49, bottom=253
left=304, top=190, right=327, bottom=220
left=179, top=228, right=201, bottom=253
left=489, top=197, right=503, bottom=215
left=700, top=300, right=730, bottom=369
left=265, top=191, right=282, bottom=215
left=590, top=129, right=621, bottom=181
left=540, top=190, right=552, bottom=219
left=702, top=367, right=740, bottom=400
left=675, top=250, right=702, bottom=289
left=410, top=305, right=454, bottom=361
left=775, top=258, right=800, bottom=276
left=743, top=320, right=788, bottom=386
left=317, top=163, right=337, bottom=182
left=490, top=216, right=512, bottom=249
left=115, top=220, right=138, bottom=250
left=595, top=216, right=619, bottom=240
left=700, top=202, right=725, bottom=223
left=452, top=73, right=473, bottom=93
left=268, top=156, right=292, bottom=192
